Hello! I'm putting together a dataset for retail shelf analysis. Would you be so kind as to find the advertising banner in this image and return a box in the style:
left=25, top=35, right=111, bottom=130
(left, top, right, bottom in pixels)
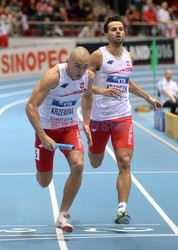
left=0, top=41, right=75, bottom=78
left=78, top=39, right=175, bottom=65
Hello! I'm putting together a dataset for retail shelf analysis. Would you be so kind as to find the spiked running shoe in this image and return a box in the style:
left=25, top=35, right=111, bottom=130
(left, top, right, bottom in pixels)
left=115, top=211, right=131, bottom=224
left=55, top=213, right=73, bottom=233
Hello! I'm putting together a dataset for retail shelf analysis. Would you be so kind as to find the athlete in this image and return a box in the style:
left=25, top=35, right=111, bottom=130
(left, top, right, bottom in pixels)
left=88, top=16, right=162, bottom=224
left=25, top=46, right=94, bottom=233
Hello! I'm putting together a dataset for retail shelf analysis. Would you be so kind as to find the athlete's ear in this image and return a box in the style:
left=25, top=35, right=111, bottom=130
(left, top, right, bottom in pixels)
left=66, top=58, right=69, bottom=63
left=104, top=33, right=108, bottom=40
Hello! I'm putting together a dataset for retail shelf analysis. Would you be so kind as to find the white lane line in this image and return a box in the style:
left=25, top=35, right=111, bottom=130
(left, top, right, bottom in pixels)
left=0, top=89, right=32, bottom=98
left=0, top=82, right=36, bottom=90
left=0, top=234, right=178, bottom=241
left=0, top=225, right=47, bottom=227
left=49, top=181, right=68, bottom=250
left=106, top=145, right=178, bottom=234
left=0, top=233, right=171, bottom=238
left=0, top=171, right=178, bottom=176
left=1, top=99, right=67, bottom=250
left=133, top=120, right=178, bottom=153
left=0, top=223, right=160, bottom=227
left=0, top=98, right=28, bottom=115
left=133, top=175, right=178, bottom=233
left=73, top=223, right=160, bottom=226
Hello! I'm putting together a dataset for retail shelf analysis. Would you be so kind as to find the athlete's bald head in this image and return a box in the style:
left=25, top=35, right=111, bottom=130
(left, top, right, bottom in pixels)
left=69, top=46, right=90, bottom=64
left=67, top=46, right=90, bottom=80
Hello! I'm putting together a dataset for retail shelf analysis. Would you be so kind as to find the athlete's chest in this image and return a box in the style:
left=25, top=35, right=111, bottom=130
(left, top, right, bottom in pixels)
left=102, top=56, right=133, bottom=75
left=51, top=80, right=87, bottom=99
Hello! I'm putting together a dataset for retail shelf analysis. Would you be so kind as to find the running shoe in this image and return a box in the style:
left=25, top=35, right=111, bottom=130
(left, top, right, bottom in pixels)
left=115, top=211, right=131, bottom=224
left=55, top=213, right=73, bottom=233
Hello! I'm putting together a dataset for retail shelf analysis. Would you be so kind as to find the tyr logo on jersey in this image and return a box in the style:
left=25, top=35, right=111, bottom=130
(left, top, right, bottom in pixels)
left=107, top=60, right=114, bottom=64
left=61, top=83, right=69, bottom=88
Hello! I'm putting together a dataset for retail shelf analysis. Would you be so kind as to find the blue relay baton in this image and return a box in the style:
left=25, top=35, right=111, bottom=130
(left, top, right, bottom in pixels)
left=55, top=143, right=75, bottom=150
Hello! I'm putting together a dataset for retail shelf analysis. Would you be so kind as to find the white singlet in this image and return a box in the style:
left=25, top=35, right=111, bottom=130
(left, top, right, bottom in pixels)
left=38, top=63, right=88, bottom=129
left=91, top=46, right=133, bottom=121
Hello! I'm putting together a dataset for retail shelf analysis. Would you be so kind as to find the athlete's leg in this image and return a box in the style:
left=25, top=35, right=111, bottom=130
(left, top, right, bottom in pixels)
left=35, top=133, right=55, bottom=188
left=58, top=125, right=84, bottom=212
left=114, top=148, right=133, bottom=203
left=88, top=120, right=110, bottom=168
left=60, top=150, right=84, bottom=212
left=111, top=116, right=134, bottom=204
left=55, top=125, right=84, bottom=232
left=110, top=116, right=134, bottom=223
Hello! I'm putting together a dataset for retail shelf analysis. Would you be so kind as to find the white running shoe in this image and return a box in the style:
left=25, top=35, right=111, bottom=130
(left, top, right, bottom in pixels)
left=55, top=213, right=73, bottom=233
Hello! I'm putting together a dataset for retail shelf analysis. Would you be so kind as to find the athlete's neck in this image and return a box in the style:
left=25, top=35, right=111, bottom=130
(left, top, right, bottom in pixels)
left=66, top=65, right=75, bottom=80
left=106, top=44, right=123, bottom=58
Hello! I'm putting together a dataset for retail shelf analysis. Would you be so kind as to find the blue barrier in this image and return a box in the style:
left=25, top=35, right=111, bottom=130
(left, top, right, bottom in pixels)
left=154, top=110, right=165, bottom=132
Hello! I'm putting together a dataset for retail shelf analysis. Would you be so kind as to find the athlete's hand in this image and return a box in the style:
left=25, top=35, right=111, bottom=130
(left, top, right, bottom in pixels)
left=83, top=123, right=93, bottom=147
left=103, top=87, right=122, bottom=97
left=146, top=96, right=163, bottom=110
left=40, top=135, right=56, bottom=151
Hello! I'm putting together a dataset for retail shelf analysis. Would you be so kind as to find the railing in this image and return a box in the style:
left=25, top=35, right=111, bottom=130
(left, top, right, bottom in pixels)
left=1, top=20, right=178, bottom=38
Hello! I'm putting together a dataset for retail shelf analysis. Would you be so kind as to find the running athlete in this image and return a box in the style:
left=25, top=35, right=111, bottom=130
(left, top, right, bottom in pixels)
left=88, top=16, right=162, bottom=224
left=25, top=46, right=94, bottom=233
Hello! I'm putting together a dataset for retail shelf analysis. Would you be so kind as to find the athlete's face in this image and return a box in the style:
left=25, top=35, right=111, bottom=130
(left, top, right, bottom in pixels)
left=106, top=21, right=125, bottom=46
left=69, top=56, right=89, bottom=80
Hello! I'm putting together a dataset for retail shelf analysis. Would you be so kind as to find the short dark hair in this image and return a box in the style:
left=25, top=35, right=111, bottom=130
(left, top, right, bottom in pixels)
left=103, top=16, right=123, bottom=33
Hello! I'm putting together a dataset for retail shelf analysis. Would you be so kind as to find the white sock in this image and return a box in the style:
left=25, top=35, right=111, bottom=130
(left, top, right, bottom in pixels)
left=59, top=211, right=68, bottom=217
left=118, top=202, right=127, bottom=213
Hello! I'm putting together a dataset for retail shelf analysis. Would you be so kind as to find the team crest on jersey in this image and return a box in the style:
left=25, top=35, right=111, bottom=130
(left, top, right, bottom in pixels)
left=126, top=61, right=130, bottom=66
left=61, top=83, right=69, bottom=88
left=107, top=60, right=114, bottom=64
left=80, top=82, right=84, bottom=89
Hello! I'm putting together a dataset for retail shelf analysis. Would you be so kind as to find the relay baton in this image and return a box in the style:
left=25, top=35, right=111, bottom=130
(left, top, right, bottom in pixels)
left=55, top=143, right=74, bottom=150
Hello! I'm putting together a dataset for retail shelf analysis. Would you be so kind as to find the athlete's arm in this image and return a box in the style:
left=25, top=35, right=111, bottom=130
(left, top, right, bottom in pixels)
left=25, top=65, right=59, bottom=151
left=81, top=70, right=94, bottom=147
left=92, top=85, right=122, bottom=96
left=129, top=79, right=162, bottom=110
left=89, top=49, right=102, bottom=73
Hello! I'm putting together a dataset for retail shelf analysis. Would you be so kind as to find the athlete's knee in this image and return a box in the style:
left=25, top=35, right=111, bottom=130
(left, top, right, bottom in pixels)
left=90, top=159, right=102, bottom=168
left=36, top=173, right=52, bottom=188
left=36, top=177, right=51, bottom=188
left=118, top=155, right=131, bottom=172
left=71, top=160, right=84, bottom=176
left=88, top=151, right=103, bottom=168
left=89, top=155, right=103, bottom=168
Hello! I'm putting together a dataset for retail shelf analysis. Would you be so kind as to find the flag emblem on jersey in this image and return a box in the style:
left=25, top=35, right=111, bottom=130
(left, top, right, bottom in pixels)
left=80, top=82, right=84, bottom=89
left=61, top=83, right=69, bottom=88
left=107, top=60, right=114, bottom=64
left=126, top=61, right=130, bottom=66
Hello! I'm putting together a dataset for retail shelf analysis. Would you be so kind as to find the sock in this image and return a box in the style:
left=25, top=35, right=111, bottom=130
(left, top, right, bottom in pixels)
left=59, top=211, right=68, bottom=217
left=118, top=202, right=127, bottom=213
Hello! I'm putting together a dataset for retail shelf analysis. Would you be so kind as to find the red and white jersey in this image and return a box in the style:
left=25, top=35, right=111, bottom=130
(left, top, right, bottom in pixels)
left=38, top=63, right=88, bottom=129
left=91, top=46, right=133, bottom=121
